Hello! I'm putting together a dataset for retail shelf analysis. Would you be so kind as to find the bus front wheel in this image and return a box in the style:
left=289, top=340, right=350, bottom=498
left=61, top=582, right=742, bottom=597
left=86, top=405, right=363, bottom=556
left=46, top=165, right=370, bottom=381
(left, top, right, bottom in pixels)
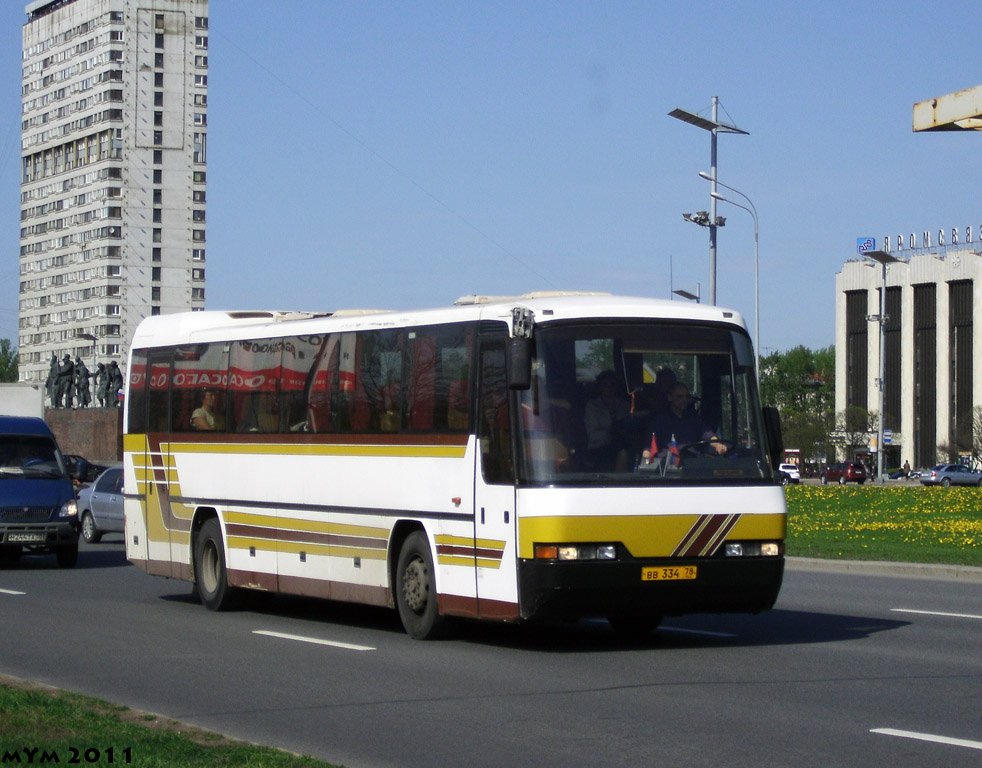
left=395, top=531, right=445, bottom=640
left=194, top=518, right=240, bottom=611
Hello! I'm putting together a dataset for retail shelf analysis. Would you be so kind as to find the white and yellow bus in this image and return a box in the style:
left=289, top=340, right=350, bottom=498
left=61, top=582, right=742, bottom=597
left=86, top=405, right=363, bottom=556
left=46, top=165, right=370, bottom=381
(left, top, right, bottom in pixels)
left=123, top=293, right=786, bottom=639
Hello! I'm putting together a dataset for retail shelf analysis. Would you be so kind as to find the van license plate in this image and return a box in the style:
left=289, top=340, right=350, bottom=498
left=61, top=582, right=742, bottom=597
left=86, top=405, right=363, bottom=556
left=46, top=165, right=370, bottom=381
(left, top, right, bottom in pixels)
left=8, top=533, right=45, bottom=543
left=642, top=566, right=697, bottom=581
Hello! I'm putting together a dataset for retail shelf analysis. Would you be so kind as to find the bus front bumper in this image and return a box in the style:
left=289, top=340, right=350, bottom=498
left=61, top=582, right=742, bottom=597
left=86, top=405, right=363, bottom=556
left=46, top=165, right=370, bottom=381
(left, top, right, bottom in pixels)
left=517, top=556, right=784, bottom=621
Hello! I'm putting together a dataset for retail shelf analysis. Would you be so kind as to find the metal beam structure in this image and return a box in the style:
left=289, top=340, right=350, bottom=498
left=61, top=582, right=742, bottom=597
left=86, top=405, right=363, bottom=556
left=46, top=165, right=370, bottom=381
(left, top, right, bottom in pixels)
left=913, top=85, right=982, bottom=131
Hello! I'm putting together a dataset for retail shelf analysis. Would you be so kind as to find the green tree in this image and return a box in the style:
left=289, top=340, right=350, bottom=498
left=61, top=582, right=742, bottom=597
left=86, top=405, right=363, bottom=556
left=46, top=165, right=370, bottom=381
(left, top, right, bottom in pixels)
left=758, top=345, right=835, bottom=464
left=0, top=339, right=18, bottom=383
left=835, top=404, right=876, bottom=456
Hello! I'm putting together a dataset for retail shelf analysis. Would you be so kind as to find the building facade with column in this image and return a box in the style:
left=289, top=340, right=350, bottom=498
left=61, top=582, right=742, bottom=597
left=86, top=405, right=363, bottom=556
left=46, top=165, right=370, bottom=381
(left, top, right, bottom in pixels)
left=836, top=245, right=982, bottom=470
left=19, top=0, right=208, bottom=386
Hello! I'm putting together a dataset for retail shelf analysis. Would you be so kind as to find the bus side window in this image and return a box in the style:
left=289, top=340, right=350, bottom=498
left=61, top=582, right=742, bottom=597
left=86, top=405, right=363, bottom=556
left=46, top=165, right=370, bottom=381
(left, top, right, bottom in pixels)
left=302, top=334, right=339, bottom=433
left=228, top=339, right=281, bottom=432
left=405, top=324, right=473, bottom=433
left=127, top=349, right=149, bottom=434
left=361, top=330, right=403, bottom=433
left=146, top=359, right=170, bottom=432
left=172, top=343, right=228, bottom=432
left=479, top=344, right=513, bottom=484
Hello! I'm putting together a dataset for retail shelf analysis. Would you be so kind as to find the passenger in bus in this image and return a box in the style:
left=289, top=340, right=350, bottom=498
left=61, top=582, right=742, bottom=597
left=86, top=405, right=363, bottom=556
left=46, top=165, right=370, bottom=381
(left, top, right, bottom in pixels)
left=646, top=367, right=677, bottom=412
left=583, top=370, right=631, bottom=470
left=650, top=382, right=726, bottom=455
left=190, top=388, right=224, bottom=431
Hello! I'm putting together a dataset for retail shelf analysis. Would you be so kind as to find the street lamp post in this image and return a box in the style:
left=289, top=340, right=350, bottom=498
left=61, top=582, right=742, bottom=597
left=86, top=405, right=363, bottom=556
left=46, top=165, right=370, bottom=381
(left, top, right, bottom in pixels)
left=699, top=173, right=759, bottom=375
left=864, top=250, right=899, bottom=483
left=669, top=96, right=748, bottom=305
left=76, top=332, right=98, bottom=409
left=77, top=332, right=97, bottom=368
left=672, top=285, right=701, bottom=303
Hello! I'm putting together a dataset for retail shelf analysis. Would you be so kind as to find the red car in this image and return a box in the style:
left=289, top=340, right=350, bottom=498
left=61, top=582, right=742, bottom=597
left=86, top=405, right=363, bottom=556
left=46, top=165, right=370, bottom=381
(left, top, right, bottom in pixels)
left=822, top=461, right=867, bottom=485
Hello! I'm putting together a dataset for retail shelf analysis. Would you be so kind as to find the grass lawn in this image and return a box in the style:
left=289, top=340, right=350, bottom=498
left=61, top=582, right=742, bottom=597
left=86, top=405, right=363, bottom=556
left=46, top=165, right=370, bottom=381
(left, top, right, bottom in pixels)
left=786, top=484, right=982, bottom=566
left=0, top=677, right=339, bottom=768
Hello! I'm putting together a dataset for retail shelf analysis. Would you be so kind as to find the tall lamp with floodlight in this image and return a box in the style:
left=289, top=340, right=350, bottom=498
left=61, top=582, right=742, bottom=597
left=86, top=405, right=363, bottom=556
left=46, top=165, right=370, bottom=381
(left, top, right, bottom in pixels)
left=669, top=96, right=748, bottom=305
left=863, top=249, right=899, bottom=483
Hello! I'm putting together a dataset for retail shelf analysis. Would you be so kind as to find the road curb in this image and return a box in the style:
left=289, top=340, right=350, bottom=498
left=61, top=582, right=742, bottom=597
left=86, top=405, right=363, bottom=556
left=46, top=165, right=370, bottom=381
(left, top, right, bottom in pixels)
left=786, top=556, right=982, bottom=583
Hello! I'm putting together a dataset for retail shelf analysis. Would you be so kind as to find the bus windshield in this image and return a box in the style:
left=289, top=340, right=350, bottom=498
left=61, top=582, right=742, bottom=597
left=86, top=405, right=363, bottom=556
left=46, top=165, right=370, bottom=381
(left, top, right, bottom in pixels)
left=515, top=321, right=771, bottom=486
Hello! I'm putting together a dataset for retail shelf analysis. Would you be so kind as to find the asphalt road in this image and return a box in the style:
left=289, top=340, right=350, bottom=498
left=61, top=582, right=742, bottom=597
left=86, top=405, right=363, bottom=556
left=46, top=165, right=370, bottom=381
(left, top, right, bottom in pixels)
left=1, top=538, right=980, bottom=768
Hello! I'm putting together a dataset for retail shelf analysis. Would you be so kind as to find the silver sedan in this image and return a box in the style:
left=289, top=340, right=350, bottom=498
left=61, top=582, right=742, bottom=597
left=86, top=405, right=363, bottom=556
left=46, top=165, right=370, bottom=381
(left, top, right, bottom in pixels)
left=919, top=463, right=982, bottom=487
left=77, top=466, right=124, bottom=543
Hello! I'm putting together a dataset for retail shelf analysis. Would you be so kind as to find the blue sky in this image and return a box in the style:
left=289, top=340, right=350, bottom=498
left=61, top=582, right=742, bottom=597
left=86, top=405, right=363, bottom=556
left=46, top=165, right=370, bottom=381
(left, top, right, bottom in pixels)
left=1, top=0, right=980, bottom=354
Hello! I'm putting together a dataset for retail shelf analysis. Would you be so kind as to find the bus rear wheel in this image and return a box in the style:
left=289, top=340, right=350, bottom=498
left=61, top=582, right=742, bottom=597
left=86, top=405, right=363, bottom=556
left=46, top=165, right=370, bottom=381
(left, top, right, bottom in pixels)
left=395, top=531, right=445, bottom=640
left=194, top=518, right=240, bottom=611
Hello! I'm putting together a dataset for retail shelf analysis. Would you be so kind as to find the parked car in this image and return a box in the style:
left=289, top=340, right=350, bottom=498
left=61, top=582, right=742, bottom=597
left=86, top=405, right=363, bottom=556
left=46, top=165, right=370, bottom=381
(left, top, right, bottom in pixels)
left=778, top=463, right=800, bottom=483
left=77, top=465, right=124, bottom=543
left=64, top=454, right=108, bottom=486
left=821, top=461, right=867, bottom=485
left=919, top=463, right=982, bottom=487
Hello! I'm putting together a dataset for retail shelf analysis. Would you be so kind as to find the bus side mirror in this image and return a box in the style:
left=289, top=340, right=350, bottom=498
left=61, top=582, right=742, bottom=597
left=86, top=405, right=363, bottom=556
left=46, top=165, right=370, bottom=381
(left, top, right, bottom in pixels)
left=762, top=406, right=783, bottom=471
left=507, top=338, right=532, bottom=390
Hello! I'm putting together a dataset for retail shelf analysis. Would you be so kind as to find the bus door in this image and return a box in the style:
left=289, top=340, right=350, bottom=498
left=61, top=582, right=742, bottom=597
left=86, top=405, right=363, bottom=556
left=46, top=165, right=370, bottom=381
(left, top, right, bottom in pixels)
left=127, top=351, right=178, bottom=576
left=474, top=338, right=520, bottom=620
left=151, top=352, right=184, bottom=578
left=124, top=349, right=151, bottom=569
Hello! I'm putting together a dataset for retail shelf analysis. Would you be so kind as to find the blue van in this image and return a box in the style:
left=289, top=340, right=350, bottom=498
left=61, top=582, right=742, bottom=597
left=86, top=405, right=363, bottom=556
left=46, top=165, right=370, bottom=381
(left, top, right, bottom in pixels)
left=0, top=416, right=79, bottom=567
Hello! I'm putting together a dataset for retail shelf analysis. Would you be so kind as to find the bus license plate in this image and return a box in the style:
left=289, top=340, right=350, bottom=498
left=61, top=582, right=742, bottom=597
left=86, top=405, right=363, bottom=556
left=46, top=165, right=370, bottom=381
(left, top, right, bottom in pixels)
left=8, top=532, right=45, bottom=543
left=642, top=565, right=697, bottom=581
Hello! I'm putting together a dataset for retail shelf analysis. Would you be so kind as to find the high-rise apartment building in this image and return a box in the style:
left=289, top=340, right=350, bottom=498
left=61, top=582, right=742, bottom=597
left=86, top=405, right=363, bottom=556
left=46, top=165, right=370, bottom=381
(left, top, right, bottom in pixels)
left=19, top=0, right=208, bottom=386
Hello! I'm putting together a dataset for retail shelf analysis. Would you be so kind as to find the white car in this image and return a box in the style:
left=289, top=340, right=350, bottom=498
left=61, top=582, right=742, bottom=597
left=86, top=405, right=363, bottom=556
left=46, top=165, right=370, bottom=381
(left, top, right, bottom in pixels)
left=778, top=463, right=800, bottom=483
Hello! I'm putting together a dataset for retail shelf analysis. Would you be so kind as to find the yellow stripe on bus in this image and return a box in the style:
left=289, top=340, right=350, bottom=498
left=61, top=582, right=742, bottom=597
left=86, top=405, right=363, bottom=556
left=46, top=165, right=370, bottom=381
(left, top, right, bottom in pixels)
left=227, top=536, right=386, bottom=561
left=435, top=534, right=506, bottom=551
left=518, top=513, right=786, bottom=559
left=162, top=442, right=467, bottom=459
left=225, top=511, right=388, bottom=539
left=437, top=555, right=503, bottom=570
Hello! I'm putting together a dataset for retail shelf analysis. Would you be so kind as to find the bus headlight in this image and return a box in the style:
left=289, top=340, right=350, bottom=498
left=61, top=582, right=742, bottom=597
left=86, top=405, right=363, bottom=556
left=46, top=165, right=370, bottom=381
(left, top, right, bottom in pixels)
left=724, top=541, right=782, bottom=557
left=597, top=545, right=616, bottom=560
left=535, top=544, right=618, bottom=561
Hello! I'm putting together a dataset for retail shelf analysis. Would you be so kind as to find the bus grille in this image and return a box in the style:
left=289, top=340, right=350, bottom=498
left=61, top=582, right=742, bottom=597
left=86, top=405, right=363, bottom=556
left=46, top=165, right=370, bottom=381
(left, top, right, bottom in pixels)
left=0, top=507, right=54, bottom=522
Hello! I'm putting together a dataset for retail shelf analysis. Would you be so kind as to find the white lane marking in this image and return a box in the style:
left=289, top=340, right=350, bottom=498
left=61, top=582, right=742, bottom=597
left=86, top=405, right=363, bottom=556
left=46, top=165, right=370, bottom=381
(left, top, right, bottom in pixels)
left=871, top=728, right=982, bottom=751
left=253, top=630, right=375, bottom=652
left=891, top=608, right=982, bottom=621
left=659, top=626, right=736, bottom=638
left=0, top=588, right=26, bottom=595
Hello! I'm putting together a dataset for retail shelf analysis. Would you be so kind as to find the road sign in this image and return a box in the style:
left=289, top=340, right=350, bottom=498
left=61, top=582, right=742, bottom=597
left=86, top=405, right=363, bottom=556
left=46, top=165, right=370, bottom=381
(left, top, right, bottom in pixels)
left=883, top=430, right=893, bottom=445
